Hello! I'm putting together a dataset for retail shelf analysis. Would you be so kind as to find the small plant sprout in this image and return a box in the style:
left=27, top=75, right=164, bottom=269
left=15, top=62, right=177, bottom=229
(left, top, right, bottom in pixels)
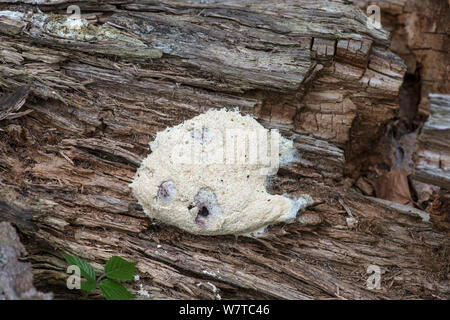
left=62, top=253, right=137, bottom=300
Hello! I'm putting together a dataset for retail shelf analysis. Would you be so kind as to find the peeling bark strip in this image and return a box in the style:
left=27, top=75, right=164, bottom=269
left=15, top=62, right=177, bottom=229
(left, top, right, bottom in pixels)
left=414, top=94, right=450, bottom=190
left=0, top=1, right=448, bottom=299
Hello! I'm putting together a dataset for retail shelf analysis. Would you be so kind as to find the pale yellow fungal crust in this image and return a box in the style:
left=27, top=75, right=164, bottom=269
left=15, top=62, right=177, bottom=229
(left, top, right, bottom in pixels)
left=130, top=109, right=313, bottom=236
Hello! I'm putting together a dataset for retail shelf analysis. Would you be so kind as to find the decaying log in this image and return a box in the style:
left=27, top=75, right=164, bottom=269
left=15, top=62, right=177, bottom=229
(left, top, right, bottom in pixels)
left=0, top=0, right=448, bottom=300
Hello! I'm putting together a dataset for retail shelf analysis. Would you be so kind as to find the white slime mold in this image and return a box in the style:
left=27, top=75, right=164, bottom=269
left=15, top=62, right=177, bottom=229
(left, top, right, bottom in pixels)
left=130, top=109, right=313, bottom=236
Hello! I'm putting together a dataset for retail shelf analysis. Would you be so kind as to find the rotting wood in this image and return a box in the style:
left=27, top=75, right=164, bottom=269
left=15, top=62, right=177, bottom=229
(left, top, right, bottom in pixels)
left=413, top=94, right=450, bottom=231
left=355, top=0, right=450, bottom=116
left=0, top=0, right=448, bottom=300
left=414, top=94, right=450, bottom=190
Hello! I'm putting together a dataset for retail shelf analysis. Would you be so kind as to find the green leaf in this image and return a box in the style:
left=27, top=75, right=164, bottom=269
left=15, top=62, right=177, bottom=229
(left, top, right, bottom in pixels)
left=80, top=278, right=97, bottom=292
left=104, top=256, right=137, bottom=281
left=100, top=279, right=136, bottom=300
left=62, top=253, right=96, bottom=283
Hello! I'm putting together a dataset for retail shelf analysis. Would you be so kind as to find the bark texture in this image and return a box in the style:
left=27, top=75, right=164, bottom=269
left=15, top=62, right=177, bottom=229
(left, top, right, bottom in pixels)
left=0, top=0, right=448, bottom=299
left=356, top=0, right=450, bottom=116
left=414, top=94, right=450, bottom=190
left=351, top=0, right=449, bottom=216
left=413, top=94, right=450, bottom=232
left=0, top=221, right=52, bottom=299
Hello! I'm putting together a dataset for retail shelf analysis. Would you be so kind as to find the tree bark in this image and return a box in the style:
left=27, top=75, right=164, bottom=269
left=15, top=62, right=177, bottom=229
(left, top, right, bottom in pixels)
left=414, top=94, right=450, bottom=190
left=413, top=94, right=450, bottom=232
left=0, top=0, right=448, bottom=299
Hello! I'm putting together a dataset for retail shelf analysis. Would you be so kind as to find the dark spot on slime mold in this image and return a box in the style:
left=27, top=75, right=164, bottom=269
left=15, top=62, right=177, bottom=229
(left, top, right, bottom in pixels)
left=198, top=206, right=210, bottom=217
left=157, top=181, right=175, bottom=202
